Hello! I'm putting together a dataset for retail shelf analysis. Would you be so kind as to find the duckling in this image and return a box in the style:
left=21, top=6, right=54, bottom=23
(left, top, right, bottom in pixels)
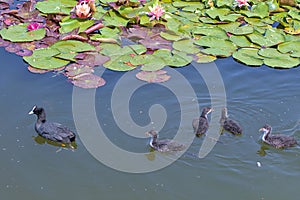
left=192, top=107, right=213, bottom=137
left=145, top=130, right=185, bottom=152
left=29, top=106, right=76, bottom=144
left=220, top=107, right=242, bottom=135
left=259, top=124, right=297, bottom=149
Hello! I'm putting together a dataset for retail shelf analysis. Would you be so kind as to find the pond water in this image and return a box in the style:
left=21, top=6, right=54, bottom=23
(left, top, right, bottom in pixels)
left=1, top=46, right=300, bottom=200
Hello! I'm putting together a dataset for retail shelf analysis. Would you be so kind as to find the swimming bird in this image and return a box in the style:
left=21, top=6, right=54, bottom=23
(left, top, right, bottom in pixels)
left=145, top=130, right=185, bottom=152
left=29, top=106, right=76, bottom=144
left=192, top=107, right=213, bottom=136
left=220, top=107, right=242, bottom=135
left=259, top=124, right=297, bottom=149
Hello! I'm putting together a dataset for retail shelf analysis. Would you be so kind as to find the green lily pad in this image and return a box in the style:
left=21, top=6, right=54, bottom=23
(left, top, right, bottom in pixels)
left=140, top=55, right=167, bottom=71
left=173, top=39, right=200, bottom=54
left=278, top=41, right=300, bottom=57
left=59, top=17, right=95, bottom=34
left=230, top=35, right=252, bottom=47
left=206, top=8, right=230, bottom=19
left=258, top=48, right=300, bottom=68
left=247, top=29, right=285, bottom=47
left=194, top=53, right=217, bottom=63
left=240, top=2, right=269, bottom=18
left=218, top=22, right=254, bottom=35
left=288, top=9, right=300, bottom=21
left=216, top=0, right=234, bottom=7
left=194, top=36, right=236, bottom=57
left=160, top=32, right=184, bottom=41
left=23, top=48, right=69, bottom=69
left=103, top=54, right=137, bottom=71
left=35, top=0, right=77, bottom=14
left=232, top=48, right=264, bottom=66
left=0, top=23, right=46, bottom=42
left=193, top=26, right=228, bottom=39
left=136, top=70, right=171, bottom=83
left=102, top=10, right=129, bottom=27
left=51, top=40, right=96, bottom=53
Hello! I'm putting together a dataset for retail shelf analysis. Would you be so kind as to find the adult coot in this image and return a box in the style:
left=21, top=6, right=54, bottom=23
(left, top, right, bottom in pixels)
left=259, top=124, right=297, bottom=148
left=145, top=130, right=186, bottom=152
left=192, top=107, right=213, bottom=137
left=220, top=108, right=242, bottom=135
left=29, top=106, right=76, bottom=144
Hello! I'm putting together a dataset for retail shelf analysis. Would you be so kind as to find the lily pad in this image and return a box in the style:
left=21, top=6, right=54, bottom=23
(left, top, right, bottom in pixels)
left=194, top=36, right=236, bottom=57
left=136, top=70, right=170, bottom=83
left=240, top=2, right=269, bottom=18
left=160, top=32, right=184, bottom=41
left=194, top=53, right=217, bottom=63
left=232, top=48, right=264, bottom=66
left=0, top=23, right=46, bottom=42
left=51, top=40, right=96, bottom=53
left=218, top=22, right=254, bottom=35
left=35, top=0, right=77, bottom=15
left=75, top=52, right=110, bottom=66
left=71, top=74, right=106, bottom=89
left=65, top=64, right=94, bottom=77
left=173, top=39, right=200, bottom=54
left=103, top=54, right=138, bottom=71
left=278, top=41, right=300, bottom=58
left=193, top=26, right=228, bottom=39
left=247, top=29, right=285, bottom=47
left=230, top=35, right=252, bottom=47
left=59, top=17, right=95, bottom=34
left=23, top=48, right=69, bottom=69
left=258, top=48, right=300, bottom=68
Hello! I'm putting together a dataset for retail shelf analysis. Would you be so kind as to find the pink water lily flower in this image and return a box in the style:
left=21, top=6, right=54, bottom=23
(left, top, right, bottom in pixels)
left=76, top=0, right=94, bottom=18
left=235, top=0, right=250, bottom=8
left=147, top=4, right=165, bottom=21
left=27, top=22, right=43, bottom=31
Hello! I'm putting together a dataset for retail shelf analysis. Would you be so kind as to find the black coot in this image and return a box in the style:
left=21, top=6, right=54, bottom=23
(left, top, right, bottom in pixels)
left=29, top=106, right=76, bottom=144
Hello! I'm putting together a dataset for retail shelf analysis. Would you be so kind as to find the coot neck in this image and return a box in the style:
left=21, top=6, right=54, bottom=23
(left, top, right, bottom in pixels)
left=149, top=135, right=158, bottom=147
left=262, top=129, right=270, bottom=142
left=37, top=109, right=46, bottom=123
left=200, top=112, right=208, bottom=119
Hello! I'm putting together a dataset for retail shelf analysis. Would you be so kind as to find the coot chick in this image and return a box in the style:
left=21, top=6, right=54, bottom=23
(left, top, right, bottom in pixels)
left=145, top=130, right=185, bottom=152
left=259, top=124, right=297, bottom=149
left=192, top=107, right=213, bottom=137
left=29, top=106, right=76, bottom=144
left=220, top=108, right=242, bottom=135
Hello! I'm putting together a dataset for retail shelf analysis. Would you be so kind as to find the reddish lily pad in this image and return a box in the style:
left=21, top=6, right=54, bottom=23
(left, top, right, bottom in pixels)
left=71, top=74, right=106, bottom=89
left=65, top=64, right=94, bottom=78
left=27, top=65, right=50, bottom=74
left=75, top=52, right=110, bottom=67
left=136, top=70, right=171, bottom=83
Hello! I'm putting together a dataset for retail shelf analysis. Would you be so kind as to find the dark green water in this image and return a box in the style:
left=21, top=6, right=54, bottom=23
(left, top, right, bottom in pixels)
left=1, top=47, right=300, bottom=199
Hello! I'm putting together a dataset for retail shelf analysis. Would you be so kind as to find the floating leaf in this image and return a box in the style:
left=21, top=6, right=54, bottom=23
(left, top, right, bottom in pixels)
left=218, top=22, right=254, bottom=35
left=258, top=48, right=300, bottom=68
left=35, top=0, right=77, bottom=14
left=59, top=17, right=95, bottom=34
left=173, top=39, right=200, bottom=54
left=194, top=53, right=217, bottom=63
left=278, top=41, right=300, bottom=57
left=71, top=74, right=106, bottom=89
left=27, top=65, right=49, bottom=74
left=23, top=48, right=69, bottom=69
left=233, top=48, right=264, bottom=66
left=247, top=29, right=285, bottom=47
left=160, top=32, right=183, bottom=41
left=193, top=26, right=228, bottom=39
left=140, top=54, right=167, bottom=71
left=194, top=36, right=236, bottom=57
left=206, top=8, right=230, bottom=19
left=75, top=52, right=110, bottom=66
left=240, top=2, right=269, bottom=18
left=51, top=40, right=96, bottom=53
left=65, top=64, right=94, bottom=77
left=230, top=35, right=252, bottom=47
left=0, top=23, right=46, bottom=42
left=136, top=70, right=170, bottom=83
left=103, top=54, right=137, bottom=71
